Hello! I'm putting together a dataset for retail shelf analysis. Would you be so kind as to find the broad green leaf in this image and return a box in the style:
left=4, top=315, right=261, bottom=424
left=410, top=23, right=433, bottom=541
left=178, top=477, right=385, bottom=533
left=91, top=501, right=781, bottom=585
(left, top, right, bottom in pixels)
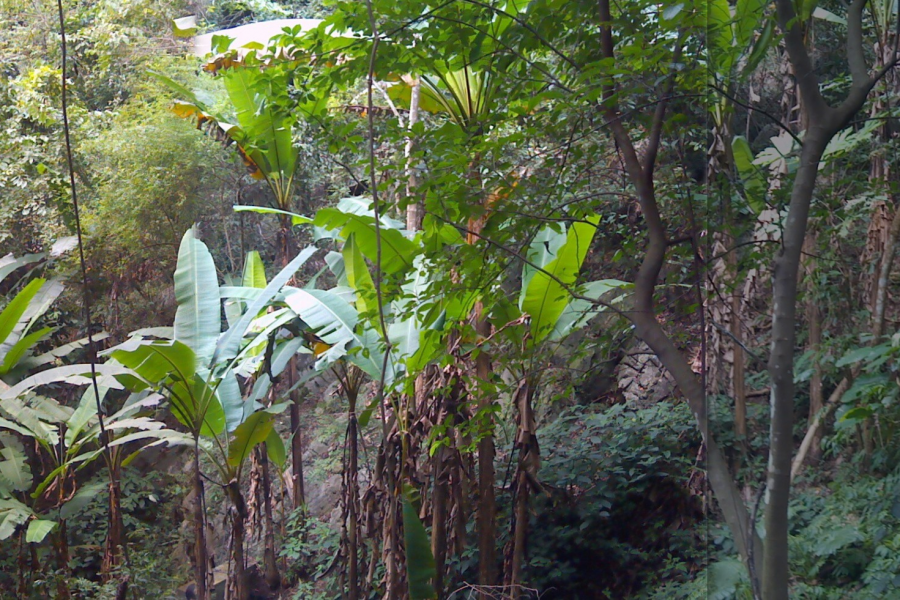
left=734, top=0, right=767, bottom=48
left=242, top=251, right=267, bottom=289
left=265, top=429, right=286, bottom=468
left=388, top=318, right=420, bottom=364
left=836, top=344, right=887, bottom=368
left=174, top=228, right=221, bottom=369
left=0, top=253, right=44, bottom=287
left=335, top=197, right=406, bottom=230
left=707, top=0, right=735, bottom=72
left=708, top=559, right=748, bottom=600
left=0, top=326, right=52, bottom=375
left=215, top=246, right=318, bottom=365
left=221, top=67, right=297, bottom=198
left=17, top=279, right=63, bottom=337
left=59, top=480, right=105, bottom=519
left=284, top=289, right=360, bottom=347
left=25, top=519, right=56, bottom=543
left=31, top=464, right=68, bottom=500
left=548, top=279, right=631, bottom=341
left=0, top=416, right=36, bottom=438
left=521, top=216, right=600, bottom=343
left=732, top=136, right=766, bottom=214
left=228, top=411, right=274, bottom=467
left=520, top=225, right=568, bottom=308
left=402, top=491, right=436, bottom=599
left=741, top=18, right=775, bottom=77
left=0, top=364, right=129, bottom=402
left=840, top=406, right=874, bottom=422
left=0, top=433, right=31, bottom=492
left=325, top=251, right=348, bottom=286
left=172, top=16, right=198, bottom=37
left=232, top=205, right=313, bottom=225
left=343, top=234, right=378, bottom=328
left=20, top=332, right=110, bottom=370
left=111, top=340, right=197, bottom=387
left=169, top=374, right=226, bottom=437
left=0, top=499, right=31, bottom=540
left=314, top=209, right=417, bottom=275
left=0, top=278, right=45, bottom=355
left=217, top=369, right=247, bottom=432
left=797, top=0, right=820, bottom=22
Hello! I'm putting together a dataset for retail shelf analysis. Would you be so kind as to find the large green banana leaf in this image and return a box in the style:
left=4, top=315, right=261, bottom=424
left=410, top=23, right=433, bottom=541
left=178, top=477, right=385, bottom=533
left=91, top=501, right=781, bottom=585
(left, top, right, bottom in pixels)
left=174, top=229, right=221, bottom=369
left=520, top=216, right=600, bottom=344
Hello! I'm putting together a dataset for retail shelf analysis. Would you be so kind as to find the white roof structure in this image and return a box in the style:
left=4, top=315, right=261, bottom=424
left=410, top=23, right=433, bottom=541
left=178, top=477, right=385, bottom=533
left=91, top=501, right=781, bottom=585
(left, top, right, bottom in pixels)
left=191, top=19, right=324, bottom=57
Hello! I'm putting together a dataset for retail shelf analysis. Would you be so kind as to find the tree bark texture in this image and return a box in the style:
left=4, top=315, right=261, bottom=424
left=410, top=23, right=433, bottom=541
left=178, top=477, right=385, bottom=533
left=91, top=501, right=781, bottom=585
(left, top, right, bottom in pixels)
left=192, top=445, right=209, bottom=600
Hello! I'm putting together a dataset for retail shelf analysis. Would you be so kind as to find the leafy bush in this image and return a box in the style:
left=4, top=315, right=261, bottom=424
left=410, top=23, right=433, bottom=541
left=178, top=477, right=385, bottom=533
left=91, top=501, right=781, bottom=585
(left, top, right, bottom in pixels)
left=505, top=401, right=707, bottom=597
left=279, top=509, right=339, bottom=594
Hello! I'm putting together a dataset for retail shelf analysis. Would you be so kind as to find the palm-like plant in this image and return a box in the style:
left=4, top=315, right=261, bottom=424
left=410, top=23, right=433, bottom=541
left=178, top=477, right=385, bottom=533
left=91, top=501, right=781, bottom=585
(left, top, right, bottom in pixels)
left=107, top=228, right=315, bottom=600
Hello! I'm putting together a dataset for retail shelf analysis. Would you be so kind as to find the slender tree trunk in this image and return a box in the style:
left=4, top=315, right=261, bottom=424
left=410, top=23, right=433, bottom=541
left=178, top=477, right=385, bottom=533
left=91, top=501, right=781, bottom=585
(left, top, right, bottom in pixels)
left=192, top=443, right=209, bottom=600
left=258, top=448, right=281, bottom=591
left=53, top=520, right=70, bottom=599
left=277, top=212, right=306, bottom=511
left=507, top=380, right=538, bottom=599
left=597, top=0, right=761, bottom=572
left=102, top=459, right=127, bottom=580
left=289, top=372, right=306, bottom=509
left=431, top=442, right=449, bottom=599
left=764, top=138, right=828, bottom=600
left=474, top=301, right=497, bottom=593
left=229, top=501, right=248, bottom=600
left=347, top=399, right=360, bottom=600
left=17, top=530, right=27, bottom=597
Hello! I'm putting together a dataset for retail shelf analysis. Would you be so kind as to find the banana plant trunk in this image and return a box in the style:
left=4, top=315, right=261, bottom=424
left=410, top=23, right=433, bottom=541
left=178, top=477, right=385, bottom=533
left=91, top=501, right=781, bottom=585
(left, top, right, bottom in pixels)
left=192, top=443, right=210, bottom=600
left=430, top=442, right=449, bottom=599
left=102, top=458, right=127, bottom=579
left=226, top=481, right=249, bottom=600
left=258, top=448, right=281, bottom=590
left=279, top=213, right=306, bottom=510
left=345, top=382, right=361, bottom=600
left=474, top=303, right=496, bottom=593
left=53, top=520, right=70, bottom=599
left=507, top=379, right=538, bottom=598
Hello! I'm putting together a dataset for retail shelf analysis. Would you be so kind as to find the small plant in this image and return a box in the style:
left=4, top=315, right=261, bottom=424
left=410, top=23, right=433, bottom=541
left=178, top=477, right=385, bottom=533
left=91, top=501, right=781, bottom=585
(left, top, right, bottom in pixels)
left=279, top=509, right=339, bottom=589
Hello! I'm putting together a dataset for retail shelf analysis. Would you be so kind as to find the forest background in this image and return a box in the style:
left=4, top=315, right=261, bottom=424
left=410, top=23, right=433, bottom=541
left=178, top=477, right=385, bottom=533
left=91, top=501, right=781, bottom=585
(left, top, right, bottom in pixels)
left=2, top=0, right=900, bottom=599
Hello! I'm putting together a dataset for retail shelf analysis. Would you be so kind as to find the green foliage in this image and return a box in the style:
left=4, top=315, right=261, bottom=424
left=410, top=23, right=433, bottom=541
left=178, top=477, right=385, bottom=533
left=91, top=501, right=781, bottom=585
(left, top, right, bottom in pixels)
left=279, top=509, right=339, bottom=590
left=402, top=489, right=436, bottom=600
left=489, top=402, right=705, bottom=597
left=787, top=467, right=900, bottom=597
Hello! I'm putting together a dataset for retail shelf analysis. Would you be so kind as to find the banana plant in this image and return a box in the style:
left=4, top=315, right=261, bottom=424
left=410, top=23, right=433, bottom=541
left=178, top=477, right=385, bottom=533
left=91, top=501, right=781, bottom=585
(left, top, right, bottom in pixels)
left=107, top=228, right=314, bottom=600
left=485, top=215, right=629, bottom=589
left=0, top=250, right=73, bottom=383
left=0, top=382, right=184, bottom=593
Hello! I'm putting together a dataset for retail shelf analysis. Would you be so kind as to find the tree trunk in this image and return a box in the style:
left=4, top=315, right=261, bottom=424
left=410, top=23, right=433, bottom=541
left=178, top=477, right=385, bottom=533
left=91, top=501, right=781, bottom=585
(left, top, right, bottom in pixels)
left=764, top=137, right=828, bottom=600
left=192, top=443, right=209, bottom=600
left=474, top=301, right=497, bottom=594
left=102, top=460, right=127, bottom=580
left=730, top=252, right=748, bottom=470
left=507, top=380, right=538, bottom=599
left=289, top=376, right=306, bottom=509
left=258, top=447, right=281, bottom=591
left=229, top=500, right=248, bottom=600
left=430, top=443, right=449, bottom=599
left=278, top=212, right=306, bottom=511
left=347, top=407, right=360, bottom=600
left=54, top=520, right=70, bottom=599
